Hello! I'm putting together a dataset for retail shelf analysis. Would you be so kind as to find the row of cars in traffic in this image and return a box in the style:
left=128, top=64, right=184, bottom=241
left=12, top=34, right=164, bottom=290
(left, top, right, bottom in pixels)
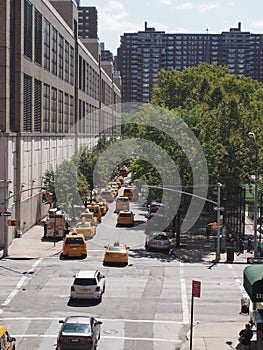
left=56, top=166, right=133, bottom=349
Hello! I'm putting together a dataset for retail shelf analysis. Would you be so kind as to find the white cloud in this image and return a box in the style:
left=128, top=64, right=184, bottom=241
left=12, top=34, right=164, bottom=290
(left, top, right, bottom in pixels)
left=160, top=0, right=172, bottom=4
left=176, top=2, right=193, bottom=10
left=250, top=20, right=263, bottom=29
left=227, top=1, right=235, bottom=7
left=199, top=3, right=220, bottom=13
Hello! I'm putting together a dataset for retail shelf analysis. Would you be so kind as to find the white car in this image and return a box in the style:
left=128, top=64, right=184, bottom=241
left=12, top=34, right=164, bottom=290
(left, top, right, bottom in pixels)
left=70, top=270, right=105, bottom=301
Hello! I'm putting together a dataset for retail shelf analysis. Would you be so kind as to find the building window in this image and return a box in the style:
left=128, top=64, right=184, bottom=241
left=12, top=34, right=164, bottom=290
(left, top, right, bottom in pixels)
left=23, top=74, right=32, bottom=131
left=51, top=87, right=57, bottom=132
left=24, top=0, right=32, bottom=59
left=58, top=34, right=64, bottom=79
left=10, top=0, right=16, bottom=132
left=51, top=26, right=57, bottom=75
left=70, top=95, right=74, bottom=131
left=44, top=19, right=50, bottom=70
left=34, top=9, right=42, bottom=65
left=70, top=45, right=74, bottom=85
left=64, top=93, right=69, bottom=132
left=65, top=40, right=69, bottom=82
left=43, top=84, right=50, bottom=132
left=34, top=79, right=41, bottom=132
left=58, top=90, right=63, bottom=133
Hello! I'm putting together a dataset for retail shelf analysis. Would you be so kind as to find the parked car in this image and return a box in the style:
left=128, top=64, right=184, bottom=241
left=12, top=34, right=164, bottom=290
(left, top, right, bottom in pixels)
left=56, top=315, right=102, bottom=350
left=116, top=210, right=134, bottom=226
left=70, top=270, right=105, bottom=301
left=145, top=231, right=176, bottom=253
left=62, top=233, right=87, bottom=259
left=104, top=242, right=129, bottom=265
left=0, top=325, right=16, bottom=350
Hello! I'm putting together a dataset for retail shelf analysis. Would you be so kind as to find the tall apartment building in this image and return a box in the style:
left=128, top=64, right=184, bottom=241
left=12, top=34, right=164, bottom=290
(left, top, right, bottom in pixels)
left=78, top=6, right=98, bottom=39
left=0, top=0, right=121, bottom=250
left=117, top=22, right=263, bottom=104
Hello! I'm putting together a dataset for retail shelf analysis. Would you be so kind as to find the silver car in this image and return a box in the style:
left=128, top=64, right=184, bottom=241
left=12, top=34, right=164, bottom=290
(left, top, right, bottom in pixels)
left=56, top=316, right=102, bottom=350
left=145, top=231, right=175, bottom=253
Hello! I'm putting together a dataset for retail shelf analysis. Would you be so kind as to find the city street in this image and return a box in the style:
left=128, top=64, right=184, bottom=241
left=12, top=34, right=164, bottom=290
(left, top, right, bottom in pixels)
left=0, top=199, right=253, bottom=350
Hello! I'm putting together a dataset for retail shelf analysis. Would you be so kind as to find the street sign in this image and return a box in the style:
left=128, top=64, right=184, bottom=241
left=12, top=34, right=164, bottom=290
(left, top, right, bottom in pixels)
left=0, top=211, right=11, bottom=216
left=192, top=280, right=201, bottom=298
left=0, top=202, right=5, bottom=205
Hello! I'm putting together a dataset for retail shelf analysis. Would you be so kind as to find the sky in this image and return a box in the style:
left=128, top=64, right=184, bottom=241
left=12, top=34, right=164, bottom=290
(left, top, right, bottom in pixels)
left=79, top=0, right=263, bottom=55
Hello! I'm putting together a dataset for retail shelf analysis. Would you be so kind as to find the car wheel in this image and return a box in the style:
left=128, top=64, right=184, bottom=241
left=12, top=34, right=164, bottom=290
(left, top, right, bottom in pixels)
left=102, top=284, right=105, bottom=293
left=82, top=254, right=87, bottom=259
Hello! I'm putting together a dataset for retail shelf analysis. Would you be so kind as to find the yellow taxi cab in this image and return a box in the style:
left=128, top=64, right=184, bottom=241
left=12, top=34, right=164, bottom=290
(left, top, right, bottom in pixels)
left=123, top=185, right=138, bottom=201
left=110, top=187, right=118, bottom=198
left=116, top=210, right=134, bottom=226
left=79, top=210, right=97, bottom=226
left=86, top=204, right=102, bottom=222
left=108, top=180, right=121, bottom=189
left=75, top=221, right=96, bottom=239
left=93, top=198, right=108, bottom=216
left=0, top=326, right=16, bottom=350
left=100, top=189, right=114, bottom=203
left=117, top=175, right=124, bottom=185
left=103, top=242, right=129, bottom=265
left=115, top=196, right=130, bottom=213
left=62, top=232, right=87, bottom=258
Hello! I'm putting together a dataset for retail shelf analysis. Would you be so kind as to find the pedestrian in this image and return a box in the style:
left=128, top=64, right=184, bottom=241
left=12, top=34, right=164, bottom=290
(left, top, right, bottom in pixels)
left=239, top=323, right=253, bottom=350
left=239, top=238, right=244, bottom=253
left=247, top=237, right=253, bottom=253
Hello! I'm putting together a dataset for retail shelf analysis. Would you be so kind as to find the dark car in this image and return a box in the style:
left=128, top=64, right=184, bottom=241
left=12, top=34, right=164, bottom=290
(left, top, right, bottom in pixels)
left=56, top=316, right=102, bottom=350
left=145, top=231, right=176, bottom=253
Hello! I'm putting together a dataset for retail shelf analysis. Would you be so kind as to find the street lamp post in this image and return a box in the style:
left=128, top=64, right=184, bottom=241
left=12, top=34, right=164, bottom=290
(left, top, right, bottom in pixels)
left=248, top=131, right=259, bottom=258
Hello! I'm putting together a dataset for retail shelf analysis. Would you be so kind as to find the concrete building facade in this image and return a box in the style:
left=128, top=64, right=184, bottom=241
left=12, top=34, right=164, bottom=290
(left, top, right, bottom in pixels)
left=0, top=0, right=121, bottom=250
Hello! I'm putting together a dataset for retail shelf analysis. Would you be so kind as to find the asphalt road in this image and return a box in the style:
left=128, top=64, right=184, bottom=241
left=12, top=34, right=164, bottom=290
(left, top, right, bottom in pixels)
left=0, top=198, right=249, bottom=350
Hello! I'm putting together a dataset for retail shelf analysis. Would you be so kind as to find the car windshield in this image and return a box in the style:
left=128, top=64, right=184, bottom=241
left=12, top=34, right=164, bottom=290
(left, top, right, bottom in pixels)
left=152, top=234, right=168, bottom=241
left=63, top=323, right=91, bottom=334
left=77, top=223, right=90, bottom=228
left=108, top=246, right=125, bottom=251
left=117, top=198, right=128, bottom=202
left=74, top=278, right=97, bottom=285
left=65, top=238, right=84, bottom=244
left=119, top=213, right=132, bottom=217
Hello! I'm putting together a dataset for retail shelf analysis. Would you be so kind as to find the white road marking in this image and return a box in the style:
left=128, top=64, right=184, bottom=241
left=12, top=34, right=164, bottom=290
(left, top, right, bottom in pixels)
left=0, top=316, right=181, bottom=324
left=1, top=258, right=42, bottom=306
left=180, top=262, right=189, bottom=324
left=13, top=335, right=181, bottom=343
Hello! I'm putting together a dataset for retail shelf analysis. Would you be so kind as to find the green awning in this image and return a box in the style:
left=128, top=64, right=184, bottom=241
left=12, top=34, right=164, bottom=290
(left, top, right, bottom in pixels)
left=244, top=265, right=263, bottom=302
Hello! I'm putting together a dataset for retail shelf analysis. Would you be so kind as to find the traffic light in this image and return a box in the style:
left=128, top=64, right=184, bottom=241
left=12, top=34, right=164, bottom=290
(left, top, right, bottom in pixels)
left=42, top=191, right=47, bottom=203
left=7, top=219, right=17, bottom=226
left=47, top=192, right=53, bottom=204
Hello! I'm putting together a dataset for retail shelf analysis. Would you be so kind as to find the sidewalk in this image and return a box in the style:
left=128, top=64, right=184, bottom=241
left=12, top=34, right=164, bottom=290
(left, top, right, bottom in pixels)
left=0, top=223, right=62, bottom=259
left=180, top=321, right=257, bottom=350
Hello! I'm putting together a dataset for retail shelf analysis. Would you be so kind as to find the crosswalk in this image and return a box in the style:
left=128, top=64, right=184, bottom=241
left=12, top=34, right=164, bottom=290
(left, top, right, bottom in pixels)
left=0, top=316, right=183, bottom=350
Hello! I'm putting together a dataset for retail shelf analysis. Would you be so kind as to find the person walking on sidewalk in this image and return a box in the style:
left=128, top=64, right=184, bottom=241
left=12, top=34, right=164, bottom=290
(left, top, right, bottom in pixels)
left=239, top=323, right=253, bottom=350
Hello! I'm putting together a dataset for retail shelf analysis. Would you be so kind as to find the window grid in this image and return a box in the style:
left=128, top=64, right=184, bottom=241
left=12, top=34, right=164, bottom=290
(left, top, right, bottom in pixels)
left=34, top=9, right=42, bottom=65
left=34, top=79, right=41, bottom=132
left=23, top=74, right=32, bottom=131
left=24, top=0, right=32, bottom=59
left=43, top=84, right=50, bottom=132
left=51, top=27, right=57, bottom=75
left=44, top=19, right=50, bottom=70
left=51, top=87, right=57, bottom=132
